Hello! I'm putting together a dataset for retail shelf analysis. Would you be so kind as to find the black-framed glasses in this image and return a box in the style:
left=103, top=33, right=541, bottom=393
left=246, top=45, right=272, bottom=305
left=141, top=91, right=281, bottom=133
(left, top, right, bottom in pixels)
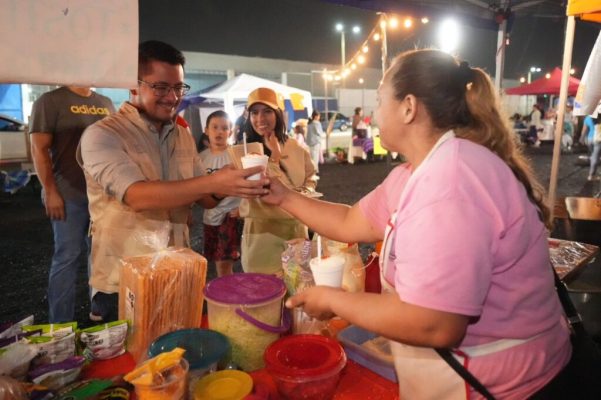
left=138, top=80, right=191, bottom=97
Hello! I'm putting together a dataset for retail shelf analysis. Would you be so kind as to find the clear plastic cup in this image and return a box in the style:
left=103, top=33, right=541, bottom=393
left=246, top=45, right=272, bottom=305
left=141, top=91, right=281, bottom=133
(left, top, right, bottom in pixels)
left=241, top=154, right=268, bottom=180
left=132, top=358, right=189, bottom=400
left=310, top=255, right=345, bottom=287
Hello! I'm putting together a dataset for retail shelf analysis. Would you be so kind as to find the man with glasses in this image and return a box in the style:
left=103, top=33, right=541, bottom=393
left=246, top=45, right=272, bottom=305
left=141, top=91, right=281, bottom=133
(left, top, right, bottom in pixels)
left=78, top=40, right=268, bottom=321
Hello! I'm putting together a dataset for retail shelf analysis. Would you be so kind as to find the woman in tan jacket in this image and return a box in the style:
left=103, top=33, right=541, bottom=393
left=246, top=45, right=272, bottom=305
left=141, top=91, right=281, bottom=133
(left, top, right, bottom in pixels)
left=240, top=87, right=317, bottom=274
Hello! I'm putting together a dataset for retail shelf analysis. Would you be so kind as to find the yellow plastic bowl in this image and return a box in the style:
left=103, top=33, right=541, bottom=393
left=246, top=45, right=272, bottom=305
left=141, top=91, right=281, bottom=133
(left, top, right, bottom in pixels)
left=194, top=370, right=253, bottom=400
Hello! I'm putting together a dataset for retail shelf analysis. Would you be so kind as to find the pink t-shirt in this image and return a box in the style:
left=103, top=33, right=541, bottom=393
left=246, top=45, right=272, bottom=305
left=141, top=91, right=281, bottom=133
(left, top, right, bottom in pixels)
left=359, top=137, right=570, bottom=398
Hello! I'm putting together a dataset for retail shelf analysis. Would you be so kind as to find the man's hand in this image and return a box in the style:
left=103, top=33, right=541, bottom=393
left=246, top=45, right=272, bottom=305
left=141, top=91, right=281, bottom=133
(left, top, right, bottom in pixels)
left=44, top=189, right=65, bottom=220
left=211, top=165, right=269, bottom=198
left=285, top=286, right=342, bottom=320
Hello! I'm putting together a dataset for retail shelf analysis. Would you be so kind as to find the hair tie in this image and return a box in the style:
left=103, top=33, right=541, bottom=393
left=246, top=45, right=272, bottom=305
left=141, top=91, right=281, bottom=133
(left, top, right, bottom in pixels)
left=458, top=61, right=474, bottom=87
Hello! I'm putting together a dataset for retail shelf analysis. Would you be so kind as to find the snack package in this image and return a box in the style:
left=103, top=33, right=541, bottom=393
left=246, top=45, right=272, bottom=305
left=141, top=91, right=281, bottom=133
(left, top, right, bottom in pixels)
left=79, top=321, right=128, bottom=361
left=28, top=356, right=85, bottom=391
left=281, top=239, right=328, bottom=335
left=119, top=247, right=207, bottom=362
left=54, top=379, right=114, bottom=400
left=28, top=332, right=77, bottom=368
left=0, top=316, right=34, bottom=340
left=281, top=239, right=314, bottom=296
left=22, top=323, right=77, bottom=338
left=0, top=329, right=42, bottom=349
left=0, top=342, right=39, bottom=381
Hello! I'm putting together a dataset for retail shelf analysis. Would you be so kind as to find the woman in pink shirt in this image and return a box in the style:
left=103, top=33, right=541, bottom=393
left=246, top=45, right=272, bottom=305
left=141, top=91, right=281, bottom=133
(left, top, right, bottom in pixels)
left=262, top=49, right=573, bottom=399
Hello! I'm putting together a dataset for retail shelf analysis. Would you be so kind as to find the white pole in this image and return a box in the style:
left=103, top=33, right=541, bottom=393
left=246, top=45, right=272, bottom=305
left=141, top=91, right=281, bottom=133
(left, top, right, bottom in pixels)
left=381, top=15, right=388, bottom=77
left=494, top=19, right=507, bottom=93
left=548, top=15, right=576, bottom=218
left=340, top=31, right=346, bottom=89
left=324, top=74, right=330, bottom=156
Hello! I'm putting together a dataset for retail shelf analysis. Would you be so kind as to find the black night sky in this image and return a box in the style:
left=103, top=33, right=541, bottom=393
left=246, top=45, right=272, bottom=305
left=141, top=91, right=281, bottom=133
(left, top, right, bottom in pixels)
left=139, top=0, right=599, bottom=80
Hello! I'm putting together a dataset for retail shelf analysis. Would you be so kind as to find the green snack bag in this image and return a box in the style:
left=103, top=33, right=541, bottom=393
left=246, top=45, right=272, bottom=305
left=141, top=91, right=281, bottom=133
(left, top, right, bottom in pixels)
left=79, top=321, right=128, bottom=361
left=22, top=322, right=77, bottom=338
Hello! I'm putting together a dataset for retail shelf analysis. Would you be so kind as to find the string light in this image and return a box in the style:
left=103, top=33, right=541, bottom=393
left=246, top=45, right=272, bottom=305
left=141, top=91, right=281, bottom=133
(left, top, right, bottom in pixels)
left=328, top=12, right=429, bottom=80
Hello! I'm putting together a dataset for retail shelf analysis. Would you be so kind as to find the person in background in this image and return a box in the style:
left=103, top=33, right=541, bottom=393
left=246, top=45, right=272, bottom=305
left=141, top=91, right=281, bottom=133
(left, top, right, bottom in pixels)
left=352, top=106, right=364, bottom=135
left=305, top=110, right=324, bottom=173
left=29, top=86, right=115, bottom=323
left=587, top=116, right=601, bottom=181
left=241, top=87, right=316, bottom=274
left=528, top=103, right=544, bottom=146
left=580, top=113, right=595, bottom=147
left=293, top=119, right=309, bottom=150
left=199, top=110, right=242, bottom=276
left=234, top=106, right=249, bottom=144
left=262, top=49, right=571, bottom=398
left=78, top=41, right=267, bottom=321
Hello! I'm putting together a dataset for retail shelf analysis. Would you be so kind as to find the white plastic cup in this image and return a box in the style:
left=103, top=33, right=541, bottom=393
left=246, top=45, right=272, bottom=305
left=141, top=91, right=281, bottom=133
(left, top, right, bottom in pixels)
left=241, top=154, right=269, bottom=180
left=310, top=255, right=345, bottom=287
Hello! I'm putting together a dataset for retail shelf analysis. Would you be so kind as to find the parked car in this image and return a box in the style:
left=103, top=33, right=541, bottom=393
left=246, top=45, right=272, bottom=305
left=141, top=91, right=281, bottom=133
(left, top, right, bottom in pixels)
left=320, top=112, right=350, bottom=132
left=0, top=113, right=31, bottom=171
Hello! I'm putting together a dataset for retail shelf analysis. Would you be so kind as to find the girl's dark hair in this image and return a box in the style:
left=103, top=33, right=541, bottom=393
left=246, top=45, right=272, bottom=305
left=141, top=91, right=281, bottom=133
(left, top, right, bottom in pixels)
left=311, top=110, right=320, bottom=120
left=244, top=104, right=288, bottom=157
left=387, top=49, right=551, bottom=229
left=354, top=107, right=362, bottom=115
left=205, top=110, right=230, bottom=128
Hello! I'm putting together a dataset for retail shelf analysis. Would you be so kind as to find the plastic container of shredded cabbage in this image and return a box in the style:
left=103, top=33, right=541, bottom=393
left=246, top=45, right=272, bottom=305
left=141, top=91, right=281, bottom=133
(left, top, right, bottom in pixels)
left=204, top=273, right=289, bottom=371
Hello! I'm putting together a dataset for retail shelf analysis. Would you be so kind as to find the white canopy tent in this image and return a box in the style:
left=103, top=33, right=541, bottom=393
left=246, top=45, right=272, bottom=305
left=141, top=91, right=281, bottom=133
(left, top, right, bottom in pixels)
left=201, top=73, right=313, bottom=124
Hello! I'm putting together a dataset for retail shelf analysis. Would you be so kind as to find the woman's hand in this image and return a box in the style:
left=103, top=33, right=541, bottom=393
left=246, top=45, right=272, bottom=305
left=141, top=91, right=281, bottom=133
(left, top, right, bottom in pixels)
left=285, top=286, right=343, bottom=320
left=264, top=131, right=282, bottom=162
left=260, top=176, right=292, bottom=206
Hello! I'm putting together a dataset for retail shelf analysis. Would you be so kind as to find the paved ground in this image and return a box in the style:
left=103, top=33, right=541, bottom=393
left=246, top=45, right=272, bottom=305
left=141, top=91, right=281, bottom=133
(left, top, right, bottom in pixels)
left=1, top=142, right=598, bottom=326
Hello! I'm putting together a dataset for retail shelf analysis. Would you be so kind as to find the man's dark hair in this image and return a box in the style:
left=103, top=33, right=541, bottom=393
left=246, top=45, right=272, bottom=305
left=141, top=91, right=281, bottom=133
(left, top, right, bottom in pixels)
left=138, top=40, right=185, bottom=76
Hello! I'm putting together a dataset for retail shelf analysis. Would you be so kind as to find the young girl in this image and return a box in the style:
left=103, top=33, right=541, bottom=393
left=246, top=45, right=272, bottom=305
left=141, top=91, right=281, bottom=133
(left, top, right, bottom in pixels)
left=199, top=110, right=242, bottom=276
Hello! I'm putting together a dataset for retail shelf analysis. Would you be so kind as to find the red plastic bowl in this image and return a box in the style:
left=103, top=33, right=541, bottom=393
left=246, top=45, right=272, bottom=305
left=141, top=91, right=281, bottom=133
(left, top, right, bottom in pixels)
left=264, top=334, right=347, bottom=400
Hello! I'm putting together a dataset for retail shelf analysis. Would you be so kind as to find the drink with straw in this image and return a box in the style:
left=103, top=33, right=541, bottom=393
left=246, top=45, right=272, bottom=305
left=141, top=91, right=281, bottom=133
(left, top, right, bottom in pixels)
left=310, top=235, right=345, bottom=287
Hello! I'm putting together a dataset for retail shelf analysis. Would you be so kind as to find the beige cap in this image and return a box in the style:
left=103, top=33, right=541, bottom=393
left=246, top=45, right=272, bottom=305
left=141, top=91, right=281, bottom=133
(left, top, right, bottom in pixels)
left=247, top=87, right=285, bottom=111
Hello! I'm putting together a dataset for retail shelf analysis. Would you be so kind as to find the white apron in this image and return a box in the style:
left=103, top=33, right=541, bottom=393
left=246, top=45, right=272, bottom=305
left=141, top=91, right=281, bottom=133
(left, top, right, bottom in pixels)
left=379, top=132, right=535, bottom=400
